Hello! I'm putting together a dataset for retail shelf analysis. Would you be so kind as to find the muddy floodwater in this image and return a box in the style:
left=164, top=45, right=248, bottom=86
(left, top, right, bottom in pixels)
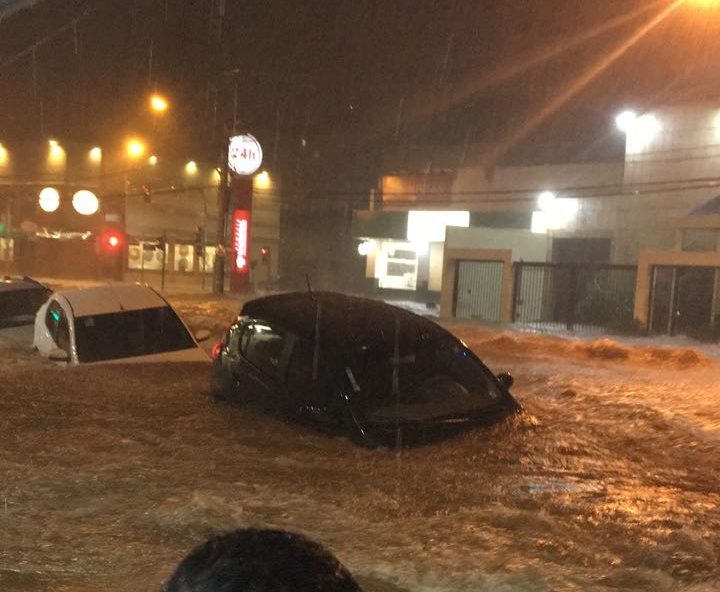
left=1, top=309, right=719, bottom=591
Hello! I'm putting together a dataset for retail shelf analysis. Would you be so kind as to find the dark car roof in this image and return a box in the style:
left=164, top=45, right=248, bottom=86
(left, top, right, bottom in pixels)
left=0, top=276, right=49, bottom=293
left=241, top=291, right=440, bottom=350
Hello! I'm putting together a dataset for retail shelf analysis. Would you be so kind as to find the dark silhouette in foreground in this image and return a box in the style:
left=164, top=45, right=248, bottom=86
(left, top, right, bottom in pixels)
left=164, top=528, right=362, bottom=592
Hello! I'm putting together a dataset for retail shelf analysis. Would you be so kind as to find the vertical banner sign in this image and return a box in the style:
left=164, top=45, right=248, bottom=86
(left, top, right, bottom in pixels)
left=229, top=176, right=253, bottom=293
left=232, top=209, right=250, bottom=273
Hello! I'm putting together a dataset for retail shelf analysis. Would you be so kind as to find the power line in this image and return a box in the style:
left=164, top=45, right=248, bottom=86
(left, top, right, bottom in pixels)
left=0, top=10, right=90, bottom=73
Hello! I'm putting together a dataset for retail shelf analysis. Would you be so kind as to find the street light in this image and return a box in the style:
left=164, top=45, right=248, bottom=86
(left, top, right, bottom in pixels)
left=254, top=170, right=271, bottom=190
left=148, top=154, right=158, bottom=166
left=149, top=93, right=169, bottom=114
left=184, top=160, right=198, bottom=176
left=615, top=110, right=637, bottom=132
left=126, top=138, right=146, bottom=159
left=47, top=139, right=65, bottom=169
left=89, top=146, right=102, bottom=164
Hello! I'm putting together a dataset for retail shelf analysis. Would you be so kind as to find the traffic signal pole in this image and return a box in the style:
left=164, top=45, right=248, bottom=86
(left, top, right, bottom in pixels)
left=213, top=139, right=230, bottom=295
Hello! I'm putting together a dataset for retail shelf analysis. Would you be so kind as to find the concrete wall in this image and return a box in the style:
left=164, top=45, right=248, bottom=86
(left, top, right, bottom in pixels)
left=445, top=226, right=551, bottom=262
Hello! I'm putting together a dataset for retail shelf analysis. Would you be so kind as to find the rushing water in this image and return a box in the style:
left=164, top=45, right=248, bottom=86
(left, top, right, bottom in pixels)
left=1, top=318, right=719, bottom=592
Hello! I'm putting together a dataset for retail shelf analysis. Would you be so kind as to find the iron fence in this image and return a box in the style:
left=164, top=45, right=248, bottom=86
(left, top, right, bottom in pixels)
left=512, top=262, right=637, bottom=334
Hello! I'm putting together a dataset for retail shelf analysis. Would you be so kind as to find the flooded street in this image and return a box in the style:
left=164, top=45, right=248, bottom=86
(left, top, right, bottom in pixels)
left=1, top=310, right=719, bottom=592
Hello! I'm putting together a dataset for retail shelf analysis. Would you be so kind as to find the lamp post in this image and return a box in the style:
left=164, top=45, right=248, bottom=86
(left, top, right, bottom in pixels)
left=213, top=140, right=230, bottom=295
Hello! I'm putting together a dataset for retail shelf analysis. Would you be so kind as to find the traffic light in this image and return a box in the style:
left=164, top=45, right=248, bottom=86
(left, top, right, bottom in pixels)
left=194, top=225, right=203, bottom=257
left=100, top=229, right=124, bottom=253
left=141, top=184, right=152, bottom=203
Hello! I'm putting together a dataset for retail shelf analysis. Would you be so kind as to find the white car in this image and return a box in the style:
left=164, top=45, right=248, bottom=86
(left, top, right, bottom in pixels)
left=33, top=283, right=210, bottom=365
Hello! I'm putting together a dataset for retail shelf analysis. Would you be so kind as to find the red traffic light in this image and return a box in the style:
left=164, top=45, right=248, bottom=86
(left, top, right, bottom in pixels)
left=101, top=231, right=124, bottom=252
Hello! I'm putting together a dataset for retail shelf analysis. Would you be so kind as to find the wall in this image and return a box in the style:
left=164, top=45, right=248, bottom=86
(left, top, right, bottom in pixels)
left=445, top=226, right=551, bottom=262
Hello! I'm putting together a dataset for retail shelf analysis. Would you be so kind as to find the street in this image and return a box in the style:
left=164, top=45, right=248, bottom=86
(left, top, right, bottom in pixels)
left=1, top=299, right=719, bottom=592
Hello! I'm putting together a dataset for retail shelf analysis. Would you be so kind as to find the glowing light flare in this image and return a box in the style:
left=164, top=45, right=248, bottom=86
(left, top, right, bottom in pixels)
left=531, top=211, right=549, bottom=234
left=126, top=138, right=146, bottom=159
left=357, top=240, right=376, bottom=256
left=685, top=0, right=720, bottom=8
left=481, top=0, right=682, bottom=167
left=615, top=110, right=637, bottom=132
left=101, top=231, right=124, bottom=252
left=149, top=93, right=169, bottom=113
left=89, top=146, right=102, bottom=164
left=72, top=190, right=99, bottom=216
left=184, top=160, right=198, bottom=176
left=537, top=190, right=557, bottom=210
left=626, top=113, right=662, bottom=152
left=533, top=192, right=579, bottom=232
left=0, top=143, right=8, bottom=166
left=713, top=112, right=720, bottom=138
left=406, top=211, right=470, bottom=242
left=412, top=242, right=429, bottom=256
left=47, top=139, right=66, bottom=167
left=148, top=154, right=158, bottom=166
left=254, top=170, right=271, bottom=190
left=38, top=187, right=60, bottom=213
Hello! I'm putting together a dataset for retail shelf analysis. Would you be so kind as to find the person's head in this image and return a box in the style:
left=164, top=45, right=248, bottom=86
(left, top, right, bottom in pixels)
left=164, top=528, right=362, bottom=592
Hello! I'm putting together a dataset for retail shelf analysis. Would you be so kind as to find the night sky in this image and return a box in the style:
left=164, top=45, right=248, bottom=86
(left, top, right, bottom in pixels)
left=1, top=0, right=720, bottom=166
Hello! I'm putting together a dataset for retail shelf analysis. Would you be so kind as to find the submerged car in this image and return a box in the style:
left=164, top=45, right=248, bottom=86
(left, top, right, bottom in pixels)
left=212, top=291, right=522, bottom=447
left=0, top=276, right=51, bottom=329
left=34, top=283, right=210, bottom=365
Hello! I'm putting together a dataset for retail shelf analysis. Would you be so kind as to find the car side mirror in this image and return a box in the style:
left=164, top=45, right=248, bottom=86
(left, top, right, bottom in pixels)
left=195, top=329, right=211, bottom=343
left=497, top=372, right=514, bottom=390
left=48, top=348, right=70, bottom=363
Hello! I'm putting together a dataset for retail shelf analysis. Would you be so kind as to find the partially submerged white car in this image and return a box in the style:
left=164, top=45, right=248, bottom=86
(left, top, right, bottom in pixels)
left=34, top=283, right=210, bottom=365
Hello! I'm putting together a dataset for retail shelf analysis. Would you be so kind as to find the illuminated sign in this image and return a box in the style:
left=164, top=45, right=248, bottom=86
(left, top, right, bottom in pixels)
left=406, top=211, right=469, bottom=242
left=228, top=134, right=263, bottom=176
left=232, top=209, right=250, bottom=273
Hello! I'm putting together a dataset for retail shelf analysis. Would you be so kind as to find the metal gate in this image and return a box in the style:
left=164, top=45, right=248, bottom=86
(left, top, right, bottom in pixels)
left=455, top=260, right=504, bottom=321
left=512, top=262, right=637, bottom=333
left=649, top=265, right=720, bottom=340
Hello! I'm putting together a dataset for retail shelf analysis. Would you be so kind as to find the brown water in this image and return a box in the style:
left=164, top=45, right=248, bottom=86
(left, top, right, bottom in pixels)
left=1, top=315, right=719, bottom=592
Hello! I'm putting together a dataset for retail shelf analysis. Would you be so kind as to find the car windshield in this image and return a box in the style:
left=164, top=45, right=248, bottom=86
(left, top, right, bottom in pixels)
left=0, top=287, right=49, bottom=328
left=345, top=319, right=504, bottom=422
left=73, top=306, right=196, bottom=363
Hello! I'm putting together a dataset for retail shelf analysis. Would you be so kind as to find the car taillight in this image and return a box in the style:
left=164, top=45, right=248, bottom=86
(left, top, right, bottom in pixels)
left=211, top=338, right=224, bottom=360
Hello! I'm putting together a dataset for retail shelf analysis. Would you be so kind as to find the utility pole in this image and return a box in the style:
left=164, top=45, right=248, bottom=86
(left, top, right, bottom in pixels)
left=213, top=140, right=230, bottom=294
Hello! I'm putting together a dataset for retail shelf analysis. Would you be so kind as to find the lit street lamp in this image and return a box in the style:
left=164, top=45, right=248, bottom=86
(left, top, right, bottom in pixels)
left=126, top=138, right=146, bottom=160
left=184, top=160, right=198, bottom=176
left=149, top=93, right=169, bottom=114
left=89, top=146, right=102, bottom=165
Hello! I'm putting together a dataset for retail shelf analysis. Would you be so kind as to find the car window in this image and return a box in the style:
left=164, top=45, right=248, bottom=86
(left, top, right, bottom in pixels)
left=242, top=322, right=287, bottom=378
left=45, top=300, right=70, bottom=353
left=0, top=286, right=50, bottom=328
left=285, top=338, right=336, bottom=407
left=227, top=325, right=242, bottom=354
left=346, top=318, right=503, bottom=421
left=73, top=306, right=196, bottom=363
